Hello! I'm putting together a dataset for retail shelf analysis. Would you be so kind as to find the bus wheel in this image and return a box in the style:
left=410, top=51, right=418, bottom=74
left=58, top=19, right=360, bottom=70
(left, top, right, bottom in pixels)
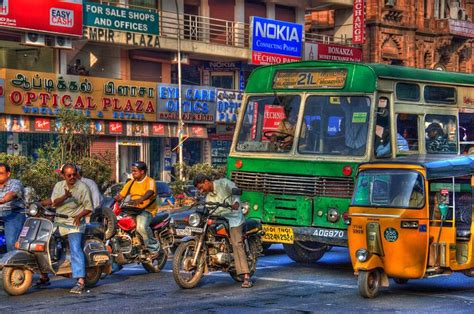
left=393, top=278, right=408, bottom=284
left=283, top=241, right=327, bottom=263
left=358, top=270, right=381, bottom=299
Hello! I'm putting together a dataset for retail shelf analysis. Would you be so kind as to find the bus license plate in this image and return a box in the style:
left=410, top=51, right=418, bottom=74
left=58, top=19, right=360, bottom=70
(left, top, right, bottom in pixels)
left=312, top=228, right=345, bottom=238
left=262, top=225, right=294, bottom=244
left=19, top=226, right=29, bottom=237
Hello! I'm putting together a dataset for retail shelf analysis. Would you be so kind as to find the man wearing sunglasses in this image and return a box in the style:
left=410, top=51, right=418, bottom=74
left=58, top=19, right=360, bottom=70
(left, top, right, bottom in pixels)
left=115, top=161, right=159, bottom=255
left=47, top=163, right=93, bottom=294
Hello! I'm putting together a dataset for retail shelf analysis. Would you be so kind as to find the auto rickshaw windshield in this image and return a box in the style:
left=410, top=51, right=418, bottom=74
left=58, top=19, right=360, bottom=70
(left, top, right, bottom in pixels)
left=352, top=169, right=425, bottom=209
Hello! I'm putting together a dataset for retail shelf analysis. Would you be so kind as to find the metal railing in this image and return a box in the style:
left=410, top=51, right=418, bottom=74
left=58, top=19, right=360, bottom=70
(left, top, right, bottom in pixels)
left=92, top=1, right=352, bottom=49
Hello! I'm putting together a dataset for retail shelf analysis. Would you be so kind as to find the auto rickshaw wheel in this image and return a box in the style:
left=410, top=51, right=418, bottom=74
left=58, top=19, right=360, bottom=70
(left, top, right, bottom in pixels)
left=2, top=267, right=33, bottom=296
left=358, top=269, right=381, bottom=299
left=393, top=278, right=409, bottom=284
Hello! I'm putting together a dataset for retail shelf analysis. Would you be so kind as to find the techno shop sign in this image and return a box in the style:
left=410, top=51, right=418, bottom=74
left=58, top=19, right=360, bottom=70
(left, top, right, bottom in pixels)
left=157, top=84, right=216, bottom=124
left=3, top=70, right=156, bottom=121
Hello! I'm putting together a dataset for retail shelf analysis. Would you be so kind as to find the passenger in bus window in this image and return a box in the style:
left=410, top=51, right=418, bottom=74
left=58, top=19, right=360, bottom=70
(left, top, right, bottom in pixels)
left=274, top=106, right=296, bottom=149
left=341, top=97, right=369, bottom=155
left=425, top=122, right=449, bottom=153
left=402, top=127, right=418, bottom=150
left=375, top=125, right=391, bottom=157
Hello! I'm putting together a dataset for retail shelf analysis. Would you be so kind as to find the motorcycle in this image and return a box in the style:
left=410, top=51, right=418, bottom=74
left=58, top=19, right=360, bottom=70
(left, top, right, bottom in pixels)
left=107, top=199, right=174, bottom=273
left=172, top=189, right=264, bottom=289
left=0, top=189, right=111, bottom=296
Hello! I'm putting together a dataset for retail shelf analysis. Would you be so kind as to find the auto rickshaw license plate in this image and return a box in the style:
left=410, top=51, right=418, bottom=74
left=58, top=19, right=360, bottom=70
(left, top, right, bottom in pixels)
left=262, top=225, right=294, bottom=244
left=93, top=254, right=109, bottom=263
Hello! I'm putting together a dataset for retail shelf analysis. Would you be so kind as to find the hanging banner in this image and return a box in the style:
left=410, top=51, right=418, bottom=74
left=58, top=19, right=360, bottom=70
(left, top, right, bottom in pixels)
left=353, top=0, right=365, bottom=44
left=2, top=69, right=156, bottom=121
left=250, top=16, right=303, bottom=65
left=0, top=0, right=83, bottom=36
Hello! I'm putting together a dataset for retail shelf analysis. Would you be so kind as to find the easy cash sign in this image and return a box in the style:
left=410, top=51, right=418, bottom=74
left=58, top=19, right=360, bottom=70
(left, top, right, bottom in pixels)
left=250, top=16, right=303, bottom=65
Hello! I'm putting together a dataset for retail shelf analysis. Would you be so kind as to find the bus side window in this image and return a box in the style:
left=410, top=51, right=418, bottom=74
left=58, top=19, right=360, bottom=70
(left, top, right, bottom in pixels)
left=396, top=114, right=419, bottom=152
left=459, top=113, right=474, bottom=154
left=374, top=97, right=391, bottom=158
left=425, top=114, right=457, bottom=154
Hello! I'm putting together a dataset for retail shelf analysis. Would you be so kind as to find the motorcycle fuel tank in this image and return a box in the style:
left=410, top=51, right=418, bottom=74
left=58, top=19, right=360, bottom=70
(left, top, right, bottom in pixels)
left=117, top=217, right=136, bottom=231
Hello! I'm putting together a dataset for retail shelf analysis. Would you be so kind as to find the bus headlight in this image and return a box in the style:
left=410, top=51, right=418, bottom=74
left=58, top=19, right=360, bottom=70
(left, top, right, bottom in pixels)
left=356, top=248, right=369, bottom=262
left=242, top=202, right=250, bottom=215
left=327, top=208, right=339, bottom=223
left=188, top=213, right=201, bottom=227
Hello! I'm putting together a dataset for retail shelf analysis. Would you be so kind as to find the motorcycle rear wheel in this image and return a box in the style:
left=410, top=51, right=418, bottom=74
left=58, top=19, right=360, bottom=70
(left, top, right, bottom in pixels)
left=85, top=266, right=102, bottom=288
left=2, top=267, right=33, bottom=296
left=172, top=241, right=204, bottom=289
left=142, top=249, right=168, bottom=273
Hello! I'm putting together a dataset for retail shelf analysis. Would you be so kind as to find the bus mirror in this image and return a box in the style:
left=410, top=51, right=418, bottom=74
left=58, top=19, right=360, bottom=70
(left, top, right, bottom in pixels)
left=232, top=188, right=242, bottom=196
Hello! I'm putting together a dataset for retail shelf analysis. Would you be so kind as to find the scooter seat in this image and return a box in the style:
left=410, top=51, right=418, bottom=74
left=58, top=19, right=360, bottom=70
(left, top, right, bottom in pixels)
left=243, top=219, right=262, bottom=235
left=150, top=211, right=170, bottom=229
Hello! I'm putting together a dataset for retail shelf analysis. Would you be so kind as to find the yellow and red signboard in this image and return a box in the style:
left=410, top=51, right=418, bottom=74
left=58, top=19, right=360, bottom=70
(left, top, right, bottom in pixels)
left=1, top=69, right=156, bottom=122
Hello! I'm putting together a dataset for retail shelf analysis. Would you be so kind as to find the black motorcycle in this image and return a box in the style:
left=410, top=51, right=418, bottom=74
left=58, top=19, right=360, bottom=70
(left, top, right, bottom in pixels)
left=0, top=199, right=111, bottom=296
left=172, top=189, right=264, bottom=289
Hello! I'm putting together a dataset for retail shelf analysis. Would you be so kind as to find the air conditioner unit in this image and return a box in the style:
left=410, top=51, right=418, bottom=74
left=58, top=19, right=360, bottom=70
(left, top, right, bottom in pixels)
left=51, top=36, right=73, bottom=49
left=21, top=32, right=45, bottom=47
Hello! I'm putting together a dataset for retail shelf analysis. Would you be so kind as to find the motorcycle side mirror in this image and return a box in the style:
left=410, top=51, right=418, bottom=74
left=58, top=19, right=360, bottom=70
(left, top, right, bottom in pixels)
left=231, top=188, right=242, bottom=196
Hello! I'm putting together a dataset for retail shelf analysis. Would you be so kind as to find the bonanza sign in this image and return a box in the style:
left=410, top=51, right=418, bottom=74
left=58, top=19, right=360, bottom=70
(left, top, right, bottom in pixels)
left=0, top=0, right=83, bottom=36
left=2, top=69, right=156, bottom=121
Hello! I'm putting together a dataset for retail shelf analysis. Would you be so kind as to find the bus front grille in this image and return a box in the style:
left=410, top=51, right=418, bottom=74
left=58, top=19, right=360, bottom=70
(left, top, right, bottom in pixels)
left=231, top=171, right=354, bottom=198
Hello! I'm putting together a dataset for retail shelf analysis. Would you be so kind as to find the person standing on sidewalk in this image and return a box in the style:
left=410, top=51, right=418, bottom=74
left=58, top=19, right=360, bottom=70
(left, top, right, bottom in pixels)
left=0, top=162, right=25, bottom=252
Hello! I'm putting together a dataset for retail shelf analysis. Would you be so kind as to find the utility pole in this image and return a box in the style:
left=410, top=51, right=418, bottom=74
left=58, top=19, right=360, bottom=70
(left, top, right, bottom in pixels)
left=174, top=0, right=184, bottom=181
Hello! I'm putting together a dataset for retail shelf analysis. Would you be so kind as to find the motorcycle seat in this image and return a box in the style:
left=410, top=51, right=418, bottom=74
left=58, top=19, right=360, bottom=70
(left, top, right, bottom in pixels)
left=243, top=219, right=262, bottom=235
left=85, top=222, right=105, bottom=239
left=150, top=211, right=170, bottom=229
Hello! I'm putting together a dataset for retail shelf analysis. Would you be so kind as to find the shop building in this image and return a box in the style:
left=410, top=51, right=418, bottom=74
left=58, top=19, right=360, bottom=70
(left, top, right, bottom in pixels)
left=306, top=0, right=474, bottom=72
left=0, top=0, right=355, bottom=181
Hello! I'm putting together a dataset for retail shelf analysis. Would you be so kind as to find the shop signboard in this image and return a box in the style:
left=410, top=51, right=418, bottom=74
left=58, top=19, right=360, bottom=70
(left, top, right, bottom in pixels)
left=2, top=115, right=30, bottom=132
left=151, top=123, right=207, bottom=138
left=2, top=69, right=157, bottom=121
left=34, top=118, right=51, bottom=132
left=202, top=61, right=242, bottom=72
left=127, top=121, right=149, bottom=136
left=353, top=0, right=365, bottom=44
left=0, top=0, right=83, bottom=37
left=108, top=121, right=123, bottom=135
left=216, top=89, right=242, bottom=123
left=157, top=84, right=216, bottom=124
left=250, top=16, right=303, bottom=65
left=83, top=2, right=159, bottom=35
left=304, top=43, right=362, bottom=62
left=0, top=78, right=4, bottom=112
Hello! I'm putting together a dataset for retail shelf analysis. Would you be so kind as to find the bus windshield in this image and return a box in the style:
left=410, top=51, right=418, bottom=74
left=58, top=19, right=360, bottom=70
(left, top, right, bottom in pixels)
left=236, top=95, right=371, bottom=156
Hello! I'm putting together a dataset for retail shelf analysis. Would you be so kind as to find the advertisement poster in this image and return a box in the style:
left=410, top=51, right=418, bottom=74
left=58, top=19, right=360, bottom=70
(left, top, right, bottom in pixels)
left=304, top=43, right=362, bottom=62
left=0, top=0, right=83, bottom=36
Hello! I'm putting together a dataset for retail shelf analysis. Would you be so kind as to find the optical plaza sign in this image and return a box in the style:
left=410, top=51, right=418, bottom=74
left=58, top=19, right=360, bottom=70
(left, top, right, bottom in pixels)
left=2, top=69, right=156, bottom=121
left=250, top=16, right=303, bottom=65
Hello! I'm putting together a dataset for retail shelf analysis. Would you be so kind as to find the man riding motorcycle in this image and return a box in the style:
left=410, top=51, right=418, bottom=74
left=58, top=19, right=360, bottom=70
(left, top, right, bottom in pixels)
left=193, top=173, right=253, bottom=288
left=114, top=161, right=159, bottom=255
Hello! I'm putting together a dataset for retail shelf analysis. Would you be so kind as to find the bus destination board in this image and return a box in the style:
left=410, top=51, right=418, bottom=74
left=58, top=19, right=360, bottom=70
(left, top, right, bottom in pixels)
left=273, top=69, right=347, bottom=89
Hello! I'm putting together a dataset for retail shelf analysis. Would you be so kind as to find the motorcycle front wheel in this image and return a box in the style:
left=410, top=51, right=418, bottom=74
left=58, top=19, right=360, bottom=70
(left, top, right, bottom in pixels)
left=172, top=240, right=204, bottom=289
left=142, top=249, right=168, bottom=273
left=2, top=267, right=33, bottom=296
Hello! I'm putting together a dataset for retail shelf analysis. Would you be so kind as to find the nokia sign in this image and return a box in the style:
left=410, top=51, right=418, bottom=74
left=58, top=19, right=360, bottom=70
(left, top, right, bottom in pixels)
left=250, top=16, right=303, bottom=65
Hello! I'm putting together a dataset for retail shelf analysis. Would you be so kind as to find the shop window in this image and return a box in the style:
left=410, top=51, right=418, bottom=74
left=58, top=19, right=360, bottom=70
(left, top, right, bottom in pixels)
left=211, top=73, right=234, bottom=89
left=66, top=43, right=120, bottom=79
left=396, top=82, right=420, bottom=101
left=0, top=41, right=54, bottom=72
left=424, top=114, right=457, bottom=153
left=424, top=86, right=456, bottom=104
left=460, top=113, right=474, bottom=154
left=396, top=114, right=419, bottom=152
left=129, top=0, right=158, bottom=9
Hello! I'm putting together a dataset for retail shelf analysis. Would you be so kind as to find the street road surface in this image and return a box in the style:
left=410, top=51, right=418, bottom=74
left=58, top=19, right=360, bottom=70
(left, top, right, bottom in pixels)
left=1, top=246, right=474, bottom=313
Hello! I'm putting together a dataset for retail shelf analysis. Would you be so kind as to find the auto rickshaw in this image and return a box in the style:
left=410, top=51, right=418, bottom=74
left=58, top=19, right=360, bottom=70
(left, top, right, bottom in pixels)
left=347, top=155, right=474, bottom=298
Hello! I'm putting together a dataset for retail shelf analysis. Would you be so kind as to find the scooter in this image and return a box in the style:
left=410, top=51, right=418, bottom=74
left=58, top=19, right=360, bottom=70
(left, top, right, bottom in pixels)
left=0, top=198, right=111, bottom=296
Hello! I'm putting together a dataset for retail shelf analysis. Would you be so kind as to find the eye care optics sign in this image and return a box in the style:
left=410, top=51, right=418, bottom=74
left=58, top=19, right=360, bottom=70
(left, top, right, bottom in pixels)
left=83, top=2, right=159, bottom=35
left=250, top=16, right=303, bottom=65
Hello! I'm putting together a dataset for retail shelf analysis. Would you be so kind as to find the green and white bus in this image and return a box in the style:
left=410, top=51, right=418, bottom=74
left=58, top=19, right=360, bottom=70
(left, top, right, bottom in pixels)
left=227, top=61, right=474, bottom=263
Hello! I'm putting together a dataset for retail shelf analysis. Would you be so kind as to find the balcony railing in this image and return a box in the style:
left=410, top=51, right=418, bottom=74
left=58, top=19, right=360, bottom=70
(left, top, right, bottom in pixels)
left=92, top=1, right=352, bottom=50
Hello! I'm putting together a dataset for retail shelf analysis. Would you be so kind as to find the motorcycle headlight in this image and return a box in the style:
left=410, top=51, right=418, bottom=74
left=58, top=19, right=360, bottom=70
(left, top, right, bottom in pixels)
left=188, top=213, right=201, bottom=227
left=28, top=204, right=39, bottom=216
left=355, top=248, right=369, bottom=262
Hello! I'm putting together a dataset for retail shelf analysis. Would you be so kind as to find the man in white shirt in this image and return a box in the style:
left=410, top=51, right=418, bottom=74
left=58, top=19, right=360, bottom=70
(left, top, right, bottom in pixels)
left=76, top=166, right=103, bottom=210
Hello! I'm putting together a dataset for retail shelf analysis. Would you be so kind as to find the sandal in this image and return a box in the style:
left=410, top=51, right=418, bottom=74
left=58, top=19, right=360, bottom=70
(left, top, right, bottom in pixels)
left=69, top=281, right=85, bottom=294
left=241, top=278, right=254, bottom=288
left=34, top=277, right=50, bottom=288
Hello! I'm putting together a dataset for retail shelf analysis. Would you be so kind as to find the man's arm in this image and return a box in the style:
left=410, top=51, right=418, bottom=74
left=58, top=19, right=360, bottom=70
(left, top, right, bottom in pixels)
left=73, top=186, right=93, bottom=227
left=0, top=191, right=17, bottom=204
left=0, top=180, right=22, bottom=204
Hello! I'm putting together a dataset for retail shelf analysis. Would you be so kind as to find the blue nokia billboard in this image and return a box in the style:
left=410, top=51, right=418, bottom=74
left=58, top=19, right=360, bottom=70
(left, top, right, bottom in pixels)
left=250, top=16, right=303, bottom=65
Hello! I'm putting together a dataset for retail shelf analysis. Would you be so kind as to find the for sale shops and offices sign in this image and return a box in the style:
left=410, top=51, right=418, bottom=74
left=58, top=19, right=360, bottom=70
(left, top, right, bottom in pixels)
left=250, top=16, right=303, bottom=65
left=0, top=0, right=83, bottom=36
left=83, top=1, right=160, bottom=49
left=305, top=43, right=362, bottom=62
left=1, top=69, right=156, bottom=121
left=83, top=2, right=159, bottom=35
